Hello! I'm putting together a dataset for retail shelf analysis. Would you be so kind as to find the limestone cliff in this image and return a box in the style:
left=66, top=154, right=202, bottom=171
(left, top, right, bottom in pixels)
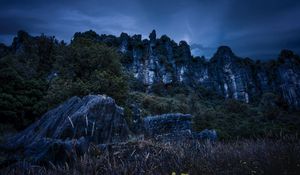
left=111, top=30, right=300, bottom=109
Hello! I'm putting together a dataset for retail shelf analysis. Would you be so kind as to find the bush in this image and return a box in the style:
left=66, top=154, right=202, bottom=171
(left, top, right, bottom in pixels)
left=224, top=99, right=249, bottom=114
left=129, top=92, right=189, bottom=116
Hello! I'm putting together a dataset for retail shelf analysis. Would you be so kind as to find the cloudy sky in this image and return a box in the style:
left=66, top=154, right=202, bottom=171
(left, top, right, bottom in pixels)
left=0, top=0, right=300, bottom=59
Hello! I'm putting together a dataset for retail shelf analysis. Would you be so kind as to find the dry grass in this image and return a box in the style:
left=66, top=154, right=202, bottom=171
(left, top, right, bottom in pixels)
left=1, top=138, right=300, bottom=175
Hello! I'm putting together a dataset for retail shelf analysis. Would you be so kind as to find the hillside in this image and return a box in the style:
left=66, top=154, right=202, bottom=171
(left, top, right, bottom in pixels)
left=1, top=30, right=300, bottom=174
left=0, top=30, right=299, bottom=139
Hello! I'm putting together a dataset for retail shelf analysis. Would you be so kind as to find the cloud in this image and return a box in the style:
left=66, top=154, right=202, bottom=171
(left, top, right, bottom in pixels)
left=0, top=0, right=299, bottom=59
left=190, top=44, right=216, bottom=58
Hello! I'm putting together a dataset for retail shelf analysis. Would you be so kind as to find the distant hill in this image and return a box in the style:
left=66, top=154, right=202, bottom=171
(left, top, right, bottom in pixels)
left=0, top=30, right=299, bottom=139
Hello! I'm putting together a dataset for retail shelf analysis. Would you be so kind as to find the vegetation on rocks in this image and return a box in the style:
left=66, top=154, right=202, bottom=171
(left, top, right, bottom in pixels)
left=1, top=30, right=300, bottom=174
left=1, top=30, right=300, bottom=139
left=128, top=85, right=300, bottom=139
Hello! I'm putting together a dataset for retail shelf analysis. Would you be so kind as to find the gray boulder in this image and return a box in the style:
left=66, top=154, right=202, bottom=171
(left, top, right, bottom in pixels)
left=193, top=129, right=217, bottom=141
left=143, top=113, right=192, bottom=137
left=2, top=95, right=130, bottom=163
left=143, top=113, right=217, bottom=141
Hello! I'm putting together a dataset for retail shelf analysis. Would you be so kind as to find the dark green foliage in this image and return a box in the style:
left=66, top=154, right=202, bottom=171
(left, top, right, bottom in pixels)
left=0, top=64, right=48, bottom=129
left=45, top=78, right=89, bottom=108
left=151, top=82, right=166, bottom=96
left=128, top=92, right=189, bottom=116
left=72, top=30, right=120, bottom=47
left=73, top=30, right=100, bottom=42
left=0, top=52, right=50, bottom=129
left=259, top=92, right=282, bottom=120
left=120, top=51, right=134, bottom=64
left=128, top=83, right=300, bottom=139
left=45, top=38, right=129, bottom=107
left=0, top=31, right=129, bottom=130
left=127, top=74, right=145, bottom=92
left=224, top=99, right=249, bottom=114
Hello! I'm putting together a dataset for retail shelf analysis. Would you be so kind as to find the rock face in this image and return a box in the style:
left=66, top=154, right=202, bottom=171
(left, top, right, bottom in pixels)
left=275, top=50, right=300, bottom=108
left=89, top=30, right=299, bottom=109
left=143, top=113, right=192, bottom=137
left=203, top=46, right=256, bottom=103
left=5, top=30, right=300, bottom=109
left=3, top=95, right=130, bottom=162
left=4, top=30, right=300, bottom=109
left=143, top=113, right=217, bottom=141
left=194, top=129, right=217, bottom=141
left=1, top=95, right=217, bottom=164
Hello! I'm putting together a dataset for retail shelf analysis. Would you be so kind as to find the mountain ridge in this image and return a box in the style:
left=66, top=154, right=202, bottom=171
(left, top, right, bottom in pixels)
left=104, top=30, right=300, bottom=108
left=1, top=30, right=300, bottom=109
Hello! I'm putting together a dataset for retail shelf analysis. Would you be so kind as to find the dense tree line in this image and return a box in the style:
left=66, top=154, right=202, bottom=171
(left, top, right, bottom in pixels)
left=0, top=31, right=128, bottom=130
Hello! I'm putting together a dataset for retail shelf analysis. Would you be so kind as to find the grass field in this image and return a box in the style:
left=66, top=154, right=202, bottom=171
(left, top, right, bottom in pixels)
left=2, top=137, right=300, bottom=175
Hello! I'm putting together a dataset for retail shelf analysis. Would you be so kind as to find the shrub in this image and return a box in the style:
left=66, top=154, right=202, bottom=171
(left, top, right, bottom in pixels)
left=224, top=99, right=249, bottom=114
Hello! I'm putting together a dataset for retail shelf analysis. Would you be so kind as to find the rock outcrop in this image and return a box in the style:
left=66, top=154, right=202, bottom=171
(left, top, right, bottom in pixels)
left=143, top=113, right=217, bottom=141
left=0, top=30, right=300, bottom=109
left=107, top=31, right=300, bottom=109
left=4, top=30, right=300, bottom=109
left=1, top=95, right=217, bottom=164
left=275, top=50, right=300, bottom=108
left=2, top=95, right=130, bottom=163
left=143, top=113, right=192, bottom=137
left=194, top=129, right=217, bottom=141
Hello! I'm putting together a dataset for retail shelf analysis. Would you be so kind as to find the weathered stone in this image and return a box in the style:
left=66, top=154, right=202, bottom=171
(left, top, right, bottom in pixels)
left=193, top=129, right=217, bottom=141
left=149, top=29, right=156, bottom=42
left=153, top=129, right=218, bottom=142
left=275, top=50, right=300, bottom=109
left=143, top=113, right=192, bottom=137
left=207, top=46, right=255, bottom=103
left=2, top=95, right=131, bottom=163
left=119, top=32, right=130, bottom=53
left=23, top=137, right=89, bottom=163
left=130, top=104, right=144, bottom=134
left=154, top=130, right=193, bottom=142
left=117, top=32, right=300, bottom=109
left=142, top=113, right=217, bottom=142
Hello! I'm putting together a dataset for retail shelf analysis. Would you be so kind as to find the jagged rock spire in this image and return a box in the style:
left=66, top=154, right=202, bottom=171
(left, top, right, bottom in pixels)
left=120, top=32, right=130, bottom=39
left=211, top=46, right=237, bottom=63
left=278, top=49, right=296, bottom=62
left=215, top=46, right=234, bottom=57
left=149, top=29, right=156, bottom=41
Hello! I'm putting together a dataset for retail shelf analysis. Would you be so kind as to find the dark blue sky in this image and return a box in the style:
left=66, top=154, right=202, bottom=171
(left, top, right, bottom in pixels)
left=0, top=0, right=300, bottom=59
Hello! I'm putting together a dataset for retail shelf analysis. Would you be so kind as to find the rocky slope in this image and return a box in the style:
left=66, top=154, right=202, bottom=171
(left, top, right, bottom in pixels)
left=84, top=30, right=300, bottom=109
left=1, top=95, right=215, bottom=164
left=1, top=30, right=300, bottom=109
left=1, top=95, right=130, bottom=163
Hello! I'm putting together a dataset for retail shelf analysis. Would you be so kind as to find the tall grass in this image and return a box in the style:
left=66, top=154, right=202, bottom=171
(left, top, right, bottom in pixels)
left=1, top=137, right=300, bottom=175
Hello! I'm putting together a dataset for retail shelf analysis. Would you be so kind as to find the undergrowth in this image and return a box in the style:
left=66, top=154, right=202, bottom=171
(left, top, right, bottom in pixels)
left=2, top=137, right=300, bottom=175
